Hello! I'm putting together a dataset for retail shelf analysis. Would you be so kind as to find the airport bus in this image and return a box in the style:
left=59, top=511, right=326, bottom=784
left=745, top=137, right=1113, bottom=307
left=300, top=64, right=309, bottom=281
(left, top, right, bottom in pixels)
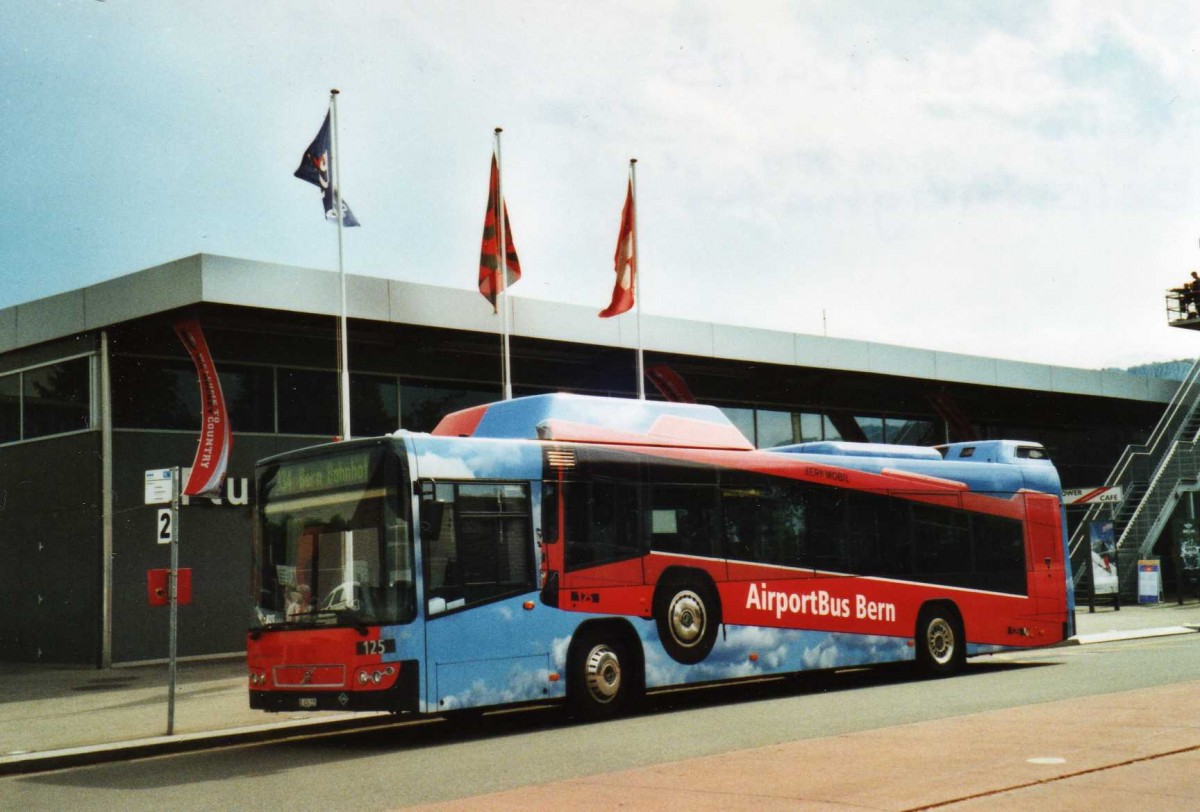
left=248, top=394, right=1071, bottom=719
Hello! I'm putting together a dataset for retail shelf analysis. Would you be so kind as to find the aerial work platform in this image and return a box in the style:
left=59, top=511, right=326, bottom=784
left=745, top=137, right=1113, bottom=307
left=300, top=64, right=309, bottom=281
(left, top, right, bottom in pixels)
left=1166, top=285, right=1200, bottom=330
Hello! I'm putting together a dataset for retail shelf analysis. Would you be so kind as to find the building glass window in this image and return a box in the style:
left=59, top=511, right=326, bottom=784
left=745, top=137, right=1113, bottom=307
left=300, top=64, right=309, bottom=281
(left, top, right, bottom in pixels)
left=887, top=418, right=934, bottom=445
left=113, top=356, right=274, bottom=433
left=717, top=407, right=853, bottom=448
left=797, top=413, right=825, bottom=443
left=401, top=383, right=494, bottom=433
left=277, top=368, right=337, bottom=436
left=856, top=416, right=885, bottom=443
left=0, top=373, right=19, bottom=443
left=222, top=365, right=275, bottom=434
left=823, top=416, right=842, bottom=442
left=23, top=358, right=91, bottom=439
left=112, top=356, right=196, bottom=430
left=720, top=407, right=756, bottom=446
left=351, top=373, right=399, bottom=437
left=755, top=410, right=795, bottom=448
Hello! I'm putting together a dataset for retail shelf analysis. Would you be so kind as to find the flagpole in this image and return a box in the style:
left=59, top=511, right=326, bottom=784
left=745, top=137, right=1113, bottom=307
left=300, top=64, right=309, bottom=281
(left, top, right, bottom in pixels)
left=330, top=89, right=352, bottom=439
left=631, top=158, right=644, bottom=400
left=495, top=127, right=513, bottom=400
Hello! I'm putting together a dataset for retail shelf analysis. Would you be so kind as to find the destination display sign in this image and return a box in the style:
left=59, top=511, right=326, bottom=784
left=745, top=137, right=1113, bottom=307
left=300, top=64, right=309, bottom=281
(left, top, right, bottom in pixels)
left=270, top=450, right=378, bottom=498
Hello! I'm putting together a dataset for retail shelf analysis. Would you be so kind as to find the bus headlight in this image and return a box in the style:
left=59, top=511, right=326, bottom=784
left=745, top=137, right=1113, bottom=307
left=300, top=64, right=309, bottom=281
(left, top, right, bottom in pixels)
left=354, top=666, right=397, bottom=689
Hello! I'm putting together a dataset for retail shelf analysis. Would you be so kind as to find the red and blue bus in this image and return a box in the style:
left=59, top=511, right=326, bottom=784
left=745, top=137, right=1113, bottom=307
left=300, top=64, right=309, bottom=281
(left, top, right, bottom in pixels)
left=248, top=394, right=1071, bottom=719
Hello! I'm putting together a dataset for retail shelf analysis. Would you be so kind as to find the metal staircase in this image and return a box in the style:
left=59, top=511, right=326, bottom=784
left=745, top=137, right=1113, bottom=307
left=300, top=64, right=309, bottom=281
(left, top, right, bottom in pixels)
left=1069, top=358, right=1200, bottom=596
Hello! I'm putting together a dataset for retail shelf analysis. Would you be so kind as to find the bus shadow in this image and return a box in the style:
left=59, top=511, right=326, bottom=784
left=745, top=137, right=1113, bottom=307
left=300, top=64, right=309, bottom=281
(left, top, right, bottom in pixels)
left=636, top=658, right=1052, bottom=716
left=282, top=658, right=1055, bottom=753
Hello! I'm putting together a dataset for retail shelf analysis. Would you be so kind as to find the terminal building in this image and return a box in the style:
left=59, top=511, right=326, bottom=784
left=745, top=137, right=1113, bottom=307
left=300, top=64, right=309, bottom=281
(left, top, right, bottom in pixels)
left=0, top=254, right=1179, bottom=666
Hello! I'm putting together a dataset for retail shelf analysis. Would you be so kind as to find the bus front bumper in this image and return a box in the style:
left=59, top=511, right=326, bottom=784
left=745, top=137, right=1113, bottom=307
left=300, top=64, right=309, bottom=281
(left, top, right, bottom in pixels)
left=249, top=658, right=420, bottom=714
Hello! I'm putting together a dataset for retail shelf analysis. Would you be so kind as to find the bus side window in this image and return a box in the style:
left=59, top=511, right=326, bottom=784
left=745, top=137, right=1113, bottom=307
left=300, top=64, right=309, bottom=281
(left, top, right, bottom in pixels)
left=423, top=482, right=535, bottom=614
left=910, top=500, right=972, bottom=585
left=969, top=511, right=1025, bottom=594
left=804, top=486, right=845, bottom=572
left=647, top=483, right=720, bottom=558
left=563, top=478, right=641, bottom=571
left=721, top=475, right=806, bottom=568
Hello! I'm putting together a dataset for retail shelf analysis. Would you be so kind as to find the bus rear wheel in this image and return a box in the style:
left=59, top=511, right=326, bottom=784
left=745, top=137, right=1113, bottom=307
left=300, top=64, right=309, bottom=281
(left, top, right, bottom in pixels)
left=654, top=574, right=721, bottom=665
left=568, top=631, right=638, bottom=720
left=915, top=605, right=965, bottom=677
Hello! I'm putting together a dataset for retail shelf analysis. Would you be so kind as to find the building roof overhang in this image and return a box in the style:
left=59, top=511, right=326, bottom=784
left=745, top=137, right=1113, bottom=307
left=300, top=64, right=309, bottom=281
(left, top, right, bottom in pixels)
left=0, top=253, right=1176, bottom=405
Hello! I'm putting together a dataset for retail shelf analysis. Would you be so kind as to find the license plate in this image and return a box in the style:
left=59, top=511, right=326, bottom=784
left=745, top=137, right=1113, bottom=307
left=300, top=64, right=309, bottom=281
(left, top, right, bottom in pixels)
left=356, top=638, right=396, bottom=656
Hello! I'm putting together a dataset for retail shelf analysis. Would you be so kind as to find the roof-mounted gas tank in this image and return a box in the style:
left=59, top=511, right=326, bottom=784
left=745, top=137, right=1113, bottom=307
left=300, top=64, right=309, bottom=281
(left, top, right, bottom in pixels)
left=938, top=440, right=1051, bottom=464
left=431, top=393, right=753, bottom=451
left=772, top=441, right=943, bottom=461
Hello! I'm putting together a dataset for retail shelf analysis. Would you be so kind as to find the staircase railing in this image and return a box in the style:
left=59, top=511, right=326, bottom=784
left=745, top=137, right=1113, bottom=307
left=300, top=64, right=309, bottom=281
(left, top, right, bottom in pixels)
left=1068, top=359, right=1200, bottom=582
left=1111, top=440, right=1200, bottom=588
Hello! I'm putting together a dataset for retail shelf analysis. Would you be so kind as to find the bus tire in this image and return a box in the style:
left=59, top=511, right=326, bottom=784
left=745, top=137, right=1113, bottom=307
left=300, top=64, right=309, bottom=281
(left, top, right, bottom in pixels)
left=654, top=572, right=721, bottom=665
left=567, top=629, right=638, bottom=721
left=915, top=604, right=965, bottom=677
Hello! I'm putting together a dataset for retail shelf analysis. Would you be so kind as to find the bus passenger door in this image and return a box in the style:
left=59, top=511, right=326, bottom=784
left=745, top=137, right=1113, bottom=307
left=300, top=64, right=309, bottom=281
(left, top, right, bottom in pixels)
left=418, top=480, right=554, bottom=713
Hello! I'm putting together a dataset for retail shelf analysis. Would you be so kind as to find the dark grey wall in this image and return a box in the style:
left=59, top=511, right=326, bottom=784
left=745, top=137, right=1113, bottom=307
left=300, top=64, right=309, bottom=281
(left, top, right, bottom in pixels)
left=110, top=431, right=317, bottom=663
left=0, top=432, right=102, bottom=663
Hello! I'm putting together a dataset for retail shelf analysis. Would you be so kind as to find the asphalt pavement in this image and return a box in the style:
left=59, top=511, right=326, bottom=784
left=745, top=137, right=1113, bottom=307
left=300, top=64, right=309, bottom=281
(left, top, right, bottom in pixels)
left=3, top=601, right=1200, bottom=808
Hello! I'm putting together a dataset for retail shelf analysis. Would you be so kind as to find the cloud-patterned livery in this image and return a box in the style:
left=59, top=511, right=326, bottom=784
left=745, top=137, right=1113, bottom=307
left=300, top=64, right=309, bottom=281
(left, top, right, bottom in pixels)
left=248, top=394, right=1070, bottom=719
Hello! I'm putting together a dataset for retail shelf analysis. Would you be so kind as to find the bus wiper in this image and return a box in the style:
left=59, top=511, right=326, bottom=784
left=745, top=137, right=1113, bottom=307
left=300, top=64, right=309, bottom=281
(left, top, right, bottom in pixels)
left=311, top=609, right=370, bottom=635
left=335, top=609, right=371, bottom=636
left=249, top=617, right=313, bottom=637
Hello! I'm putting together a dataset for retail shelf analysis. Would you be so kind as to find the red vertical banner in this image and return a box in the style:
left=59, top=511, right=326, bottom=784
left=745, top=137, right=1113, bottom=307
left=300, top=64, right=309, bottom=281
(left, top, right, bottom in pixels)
left=173, top=319, right=232, bottom=497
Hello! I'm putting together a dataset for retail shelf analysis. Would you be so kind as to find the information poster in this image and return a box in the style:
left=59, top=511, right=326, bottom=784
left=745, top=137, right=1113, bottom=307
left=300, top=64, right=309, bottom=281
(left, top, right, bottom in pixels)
left=1138, top=559, right=1161, bottom=604
left=1089, top=520, right=1118, bottom=595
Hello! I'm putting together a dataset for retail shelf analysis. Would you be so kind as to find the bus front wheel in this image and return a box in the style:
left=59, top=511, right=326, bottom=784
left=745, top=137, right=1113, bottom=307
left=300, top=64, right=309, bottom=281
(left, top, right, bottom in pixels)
left=915, top=605, right=965, bottom=677
left=568, top=631, right=638, bottom=720
left=654, top=574, right=721, bottom=665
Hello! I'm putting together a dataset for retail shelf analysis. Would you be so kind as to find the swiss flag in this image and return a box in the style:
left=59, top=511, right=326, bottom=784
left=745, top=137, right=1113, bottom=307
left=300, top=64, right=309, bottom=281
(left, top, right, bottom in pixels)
left=599, top=179, right=635, bottom=318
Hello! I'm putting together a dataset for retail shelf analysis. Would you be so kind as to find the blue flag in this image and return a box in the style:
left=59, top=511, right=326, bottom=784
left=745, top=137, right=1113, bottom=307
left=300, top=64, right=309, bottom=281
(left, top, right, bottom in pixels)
left=294, top=110, right=361, bottom=227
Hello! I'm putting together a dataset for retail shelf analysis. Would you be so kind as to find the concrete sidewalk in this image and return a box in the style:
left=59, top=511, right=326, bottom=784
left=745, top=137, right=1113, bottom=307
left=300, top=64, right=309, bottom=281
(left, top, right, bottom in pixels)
left=2, top=602, right=1198, bottom=777
left=412, top=679, right=1200, bottom=811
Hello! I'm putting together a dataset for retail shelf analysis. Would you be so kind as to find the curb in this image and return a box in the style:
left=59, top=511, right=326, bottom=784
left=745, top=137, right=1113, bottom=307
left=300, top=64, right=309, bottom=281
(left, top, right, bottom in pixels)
left=1065, top=625, right=1200, bottom=647
left=0, top=712, right=395, bottom=777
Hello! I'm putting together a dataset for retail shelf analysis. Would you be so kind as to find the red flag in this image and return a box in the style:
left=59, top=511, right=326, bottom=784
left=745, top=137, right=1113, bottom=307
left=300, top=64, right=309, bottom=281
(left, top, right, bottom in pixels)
left=173, top=319, right=232, bottom=497
left=600, top=179, right=636, bottom=318
left=478, top=154, right=521, bottom=312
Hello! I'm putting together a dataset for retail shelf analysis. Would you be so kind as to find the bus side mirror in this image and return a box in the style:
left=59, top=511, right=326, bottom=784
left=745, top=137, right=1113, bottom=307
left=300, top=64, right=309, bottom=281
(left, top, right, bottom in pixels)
left=540, top=570, right=559, bottom=608
left=420, top=499, right=444, bottom=541
left=541, top=481, right=560, bottom=544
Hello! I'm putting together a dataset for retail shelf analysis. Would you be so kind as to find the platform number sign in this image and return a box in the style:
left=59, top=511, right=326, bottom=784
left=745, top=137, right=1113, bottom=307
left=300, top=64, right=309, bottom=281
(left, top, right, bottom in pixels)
left=157, top=508, right=175, bottom=545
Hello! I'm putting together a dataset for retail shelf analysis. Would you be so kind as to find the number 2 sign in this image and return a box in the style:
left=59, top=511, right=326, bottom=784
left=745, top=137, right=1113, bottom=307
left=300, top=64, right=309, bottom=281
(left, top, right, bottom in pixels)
left=157, top=508, right=175, bottom=545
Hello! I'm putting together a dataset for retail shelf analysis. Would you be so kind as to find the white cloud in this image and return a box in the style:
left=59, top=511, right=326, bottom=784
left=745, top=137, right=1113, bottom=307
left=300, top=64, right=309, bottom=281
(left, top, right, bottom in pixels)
left=442, top=665, right=554, bottom=710
left=6, top=2, right=1200, bottom=367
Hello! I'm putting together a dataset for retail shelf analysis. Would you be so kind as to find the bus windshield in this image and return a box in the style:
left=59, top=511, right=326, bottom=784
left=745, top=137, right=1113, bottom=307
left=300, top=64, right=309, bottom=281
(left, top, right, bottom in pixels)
left=251, top=444, right=415, bottom=630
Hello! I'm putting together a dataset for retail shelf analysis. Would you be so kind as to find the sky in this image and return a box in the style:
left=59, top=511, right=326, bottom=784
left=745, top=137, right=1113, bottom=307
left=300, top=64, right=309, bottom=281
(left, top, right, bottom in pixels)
left=5, top=1, right=1200, bottom=370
